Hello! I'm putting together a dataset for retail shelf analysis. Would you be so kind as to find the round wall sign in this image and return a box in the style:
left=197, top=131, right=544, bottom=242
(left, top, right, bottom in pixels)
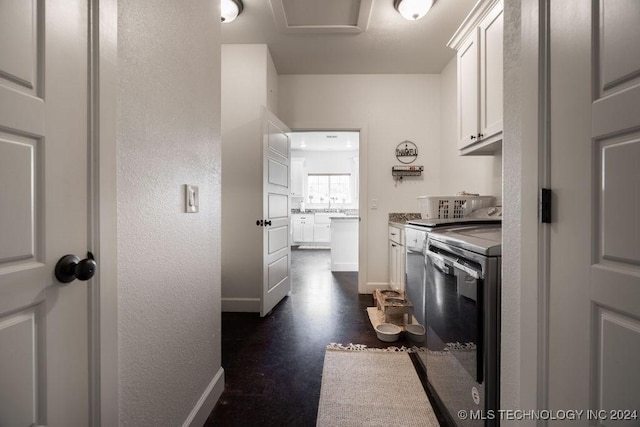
left=395, top=140, right=418, bottom=164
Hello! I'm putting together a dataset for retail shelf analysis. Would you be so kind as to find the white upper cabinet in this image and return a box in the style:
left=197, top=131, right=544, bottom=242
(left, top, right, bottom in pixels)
left=448, top=0, right=503, bottom=155
left=291, top=158, right=306, bottom=197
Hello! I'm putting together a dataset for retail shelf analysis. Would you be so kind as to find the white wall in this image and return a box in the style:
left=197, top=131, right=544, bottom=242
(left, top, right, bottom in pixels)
left=439, top=57, right=503, bottom=203
left=117, top=1, right=223, bottom=425
left=502, top=0, right=540, bottom=424
left=221, top=45, right=276, bottom=311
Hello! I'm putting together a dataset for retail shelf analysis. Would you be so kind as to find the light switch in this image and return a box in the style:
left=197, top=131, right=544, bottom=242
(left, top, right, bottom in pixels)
left=185, top=185, right=199, bottom=213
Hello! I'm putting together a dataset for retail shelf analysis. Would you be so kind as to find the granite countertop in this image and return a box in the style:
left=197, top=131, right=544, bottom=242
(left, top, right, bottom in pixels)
left=291, top=209, right=359, bottom=215
left=388, top=213, right=422, bottom=226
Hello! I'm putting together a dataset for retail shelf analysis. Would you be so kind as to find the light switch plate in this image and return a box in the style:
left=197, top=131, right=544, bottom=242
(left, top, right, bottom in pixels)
left=185, top=185, right=199, bottom=213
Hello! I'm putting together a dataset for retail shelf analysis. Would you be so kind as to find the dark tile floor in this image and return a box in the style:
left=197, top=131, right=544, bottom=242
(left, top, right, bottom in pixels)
left=205, top=248, right=431, bottom=427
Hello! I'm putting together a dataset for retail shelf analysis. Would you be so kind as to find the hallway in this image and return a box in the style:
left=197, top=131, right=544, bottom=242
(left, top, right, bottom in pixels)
left=206, top=248, right=413, bottom=426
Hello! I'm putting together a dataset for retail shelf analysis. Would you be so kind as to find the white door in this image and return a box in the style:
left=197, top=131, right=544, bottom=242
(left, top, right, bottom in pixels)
left=0, top=1, right=92, bottom=426
left=261, top=109, right=292, bottom=317
left=548, top=1, right=640, bottom=420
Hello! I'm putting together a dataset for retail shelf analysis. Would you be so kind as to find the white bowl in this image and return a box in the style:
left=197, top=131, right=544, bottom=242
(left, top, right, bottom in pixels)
left=405, top=324, right=426, bottom=343
left=375, top=323, right=402, bottom=342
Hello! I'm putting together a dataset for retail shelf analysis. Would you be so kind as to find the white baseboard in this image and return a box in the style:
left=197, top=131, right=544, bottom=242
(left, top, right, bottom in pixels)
left=182, top=367, right=225, bottom=427
left=363, top=282, right=390, bottom=294
left=221, top=297, right=260, bottom=312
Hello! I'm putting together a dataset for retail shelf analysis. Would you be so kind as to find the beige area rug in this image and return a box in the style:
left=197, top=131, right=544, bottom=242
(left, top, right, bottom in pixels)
left=316, top=344, right=440, bottom=427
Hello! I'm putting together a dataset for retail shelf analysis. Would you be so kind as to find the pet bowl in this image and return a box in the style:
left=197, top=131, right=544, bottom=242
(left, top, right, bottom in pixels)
left=405, top=324, right=426, bottom=343
left=380, top=290, right=401, bottom=297
left=375, top=323, right=402, bottom=342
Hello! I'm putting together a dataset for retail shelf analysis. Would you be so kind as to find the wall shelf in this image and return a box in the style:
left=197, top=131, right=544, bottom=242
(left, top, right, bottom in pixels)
left=392, top=165, right=424, bottom=179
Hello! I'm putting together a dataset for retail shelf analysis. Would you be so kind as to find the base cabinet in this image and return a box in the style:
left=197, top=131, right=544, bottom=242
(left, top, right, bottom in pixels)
left=292, top=214, right=314, bottom=243
left=313, top=224, right=331, bottom=242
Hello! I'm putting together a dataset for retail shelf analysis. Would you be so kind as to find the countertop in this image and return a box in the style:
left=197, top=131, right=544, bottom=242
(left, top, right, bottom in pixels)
left=331, top=216, right=359, bottom=220
left=388, top=213, right=422, bottom=226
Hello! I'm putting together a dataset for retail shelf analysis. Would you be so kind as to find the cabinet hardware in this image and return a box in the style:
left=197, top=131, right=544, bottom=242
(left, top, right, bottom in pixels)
left=478, top=133, right=484, bottom=138
left=256, top=220, right=264, bottom=226
left=470, top=135, right=476, bottom=140
left=264, top=220, right=272, bottom=226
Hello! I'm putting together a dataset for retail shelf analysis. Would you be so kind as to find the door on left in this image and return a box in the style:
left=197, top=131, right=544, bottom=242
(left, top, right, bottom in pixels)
left=0, top=1, right=92, bottom=426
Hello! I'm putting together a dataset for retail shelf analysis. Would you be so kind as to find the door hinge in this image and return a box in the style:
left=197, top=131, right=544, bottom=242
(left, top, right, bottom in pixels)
left=540, top=188, right=552, bottom=223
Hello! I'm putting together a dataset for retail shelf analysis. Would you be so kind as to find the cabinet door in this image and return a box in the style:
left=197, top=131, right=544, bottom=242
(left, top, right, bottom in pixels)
left=479, top=2, right=503, bottom=141
left=314, top=224, right=331, bottom=243
left=292, top=217, right=303, bottom=242
left=458, top=30, right=480, bottom=150
left=389, top=240, right=398, bottom=289
left=291, top=158, right=305, bottom=197
left=302, top=220, right=314, bottom=242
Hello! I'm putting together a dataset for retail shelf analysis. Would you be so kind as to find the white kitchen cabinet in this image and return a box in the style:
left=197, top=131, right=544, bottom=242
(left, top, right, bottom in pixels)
left=448, top=0, right=503, bottom=155
left=292, top=214, right=314, bottom=243
left=313, top=224, right=331, bottom=242
left=313, top=212, right=345, bottom=243
left=291, top=158, right=305, bottom=197
left=388, top=225, right=406, bottom=291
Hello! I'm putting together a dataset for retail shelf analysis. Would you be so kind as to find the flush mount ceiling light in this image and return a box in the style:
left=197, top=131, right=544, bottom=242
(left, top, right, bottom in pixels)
left=394, top=0, right=434, bottom=21
left=221, top=0, right=243, bottom=23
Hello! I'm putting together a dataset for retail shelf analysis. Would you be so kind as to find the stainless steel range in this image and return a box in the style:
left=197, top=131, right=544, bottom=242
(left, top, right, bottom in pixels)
left=422, top=225, right=502, bottom=427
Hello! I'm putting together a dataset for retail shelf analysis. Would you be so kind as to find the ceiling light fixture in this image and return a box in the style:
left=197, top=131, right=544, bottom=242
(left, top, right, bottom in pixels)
left=221, top=0, right=243, bottom=23
left=394, top=0, right=434, bottom=21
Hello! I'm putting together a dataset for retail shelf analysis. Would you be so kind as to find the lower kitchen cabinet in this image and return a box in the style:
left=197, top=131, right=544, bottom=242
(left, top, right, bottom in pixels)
left=313, top=224, right=331, bottom=242
left=388, top=225, right=406, bottom=290
left=292, top=214, right=314, bottom=243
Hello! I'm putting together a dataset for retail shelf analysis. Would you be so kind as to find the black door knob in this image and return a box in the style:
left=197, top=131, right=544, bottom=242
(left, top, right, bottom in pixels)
left=55, top=252, right=97, bottom=283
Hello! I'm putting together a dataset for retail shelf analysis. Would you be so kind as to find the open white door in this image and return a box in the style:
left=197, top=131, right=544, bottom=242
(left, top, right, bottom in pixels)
left=548, top=0, right=640, bottom=417
left=261, top=109, right=292, bottom=317
left=0, top=1, right=93, bottom=425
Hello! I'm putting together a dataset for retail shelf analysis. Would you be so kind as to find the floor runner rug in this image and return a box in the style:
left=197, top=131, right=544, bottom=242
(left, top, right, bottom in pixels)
left=316, top=344, right=440, bottom=427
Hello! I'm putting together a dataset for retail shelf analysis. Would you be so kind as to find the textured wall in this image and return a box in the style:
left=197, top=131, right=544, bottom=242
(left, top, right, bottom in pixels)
left=220, top=45, right=270, bottom=310
left=117, top=1, right=222, bottom=425
left=503, top=0, right=541, bottom=423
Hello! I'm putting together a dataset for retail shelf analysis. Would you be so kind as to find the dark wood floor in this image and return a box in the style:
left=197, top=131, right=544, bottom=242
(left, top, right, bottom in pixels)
left=205, top=248, right=415, bottom=426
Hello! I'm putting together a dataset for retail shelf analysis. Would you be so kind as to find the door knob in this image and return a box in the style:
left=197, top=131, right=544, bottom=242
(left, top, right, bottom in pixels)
left=55, top=252, right=97, bottom=283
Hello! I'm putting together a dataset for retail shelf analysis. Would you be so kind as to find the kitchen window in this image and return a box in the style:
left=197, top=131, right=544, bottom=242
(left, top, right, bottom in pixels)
left=307, top=174, right=351, bottom=205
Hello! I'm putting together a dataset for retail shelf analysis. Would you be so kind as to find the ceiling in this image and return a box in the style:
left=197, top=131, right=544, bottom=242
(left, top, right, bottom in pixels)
left=221, top=0, right=478, bottom=74
left=291, top=131, right=360, bottom=151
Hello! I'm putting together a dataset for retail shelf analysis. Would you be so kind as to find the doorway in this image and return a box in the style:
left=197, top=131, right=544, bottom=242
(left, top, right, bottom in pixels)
left=290, top=131, right=360, bottom=279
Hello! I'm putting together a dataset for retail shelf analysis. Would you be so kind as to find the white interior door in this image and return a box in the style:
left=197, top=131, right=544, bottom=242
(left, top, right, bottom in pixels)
left=549, top=0, right=640, bottom=420
left=261, top=109, right=292, bottom=317
left=0, top=0, right=92, bottom=426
